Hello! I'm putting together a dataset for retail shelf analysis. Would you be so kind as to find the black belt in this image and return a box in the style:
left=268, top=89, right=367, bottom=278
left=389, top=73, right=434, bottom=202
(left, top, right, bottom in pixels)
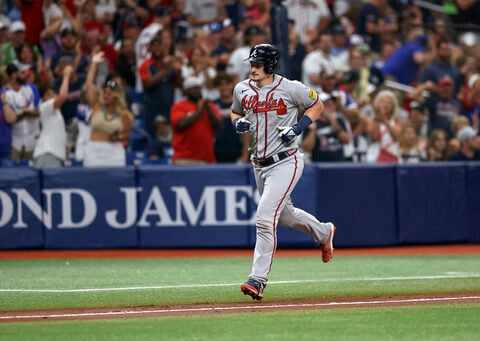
left=253, top=150, right=296, bottom=167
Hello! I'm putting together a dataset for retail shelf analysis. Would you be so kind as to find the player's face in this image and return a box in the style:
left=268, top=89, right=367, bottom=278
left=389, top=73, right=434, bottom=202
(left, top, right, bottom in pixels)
left=249, top=62, right=267, bottom=82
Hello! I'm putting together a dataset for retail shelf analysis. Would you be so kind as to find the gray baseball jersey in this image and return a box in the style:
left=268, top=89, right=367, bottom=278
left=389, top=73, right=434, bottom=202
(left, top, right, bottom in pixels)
left=233, top=74, right=334, bottom=294
left=232, top=74, right=319, bottom=160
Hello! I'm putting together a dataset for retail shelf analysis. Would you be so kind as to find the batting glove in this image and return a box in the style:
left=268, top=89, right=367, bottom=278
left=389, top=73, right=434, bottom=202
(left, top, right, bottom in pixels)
left=276, top=126, right=297, bottom=145
left=233, top=117, right=251, bottom=134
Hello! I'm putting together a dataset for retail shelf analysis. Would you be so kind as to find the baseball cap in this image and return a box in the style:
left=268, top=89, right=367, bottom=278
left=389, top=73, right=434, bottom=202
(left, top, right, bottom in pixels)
left=60, top=20, right=76, bottom=36
left=0, top=18, right=9, bottom=30
left=349, top=34, right=365, bottom=47
left=409, top=101, right=424, bottom=112
left=459, top=31, right=479, bottom=47
left=320, top=69, right=336, bottom=78
left=330, top=24, right=346, bottom=35
left=438, top=76, right=454, bottom=86
left=456, top=126, right=477, bottom=142
left=244, top=25, right=264, bottom=36
left=183, top=76, right=203, bottom=90
left=10, top=20, right=25, bottom=33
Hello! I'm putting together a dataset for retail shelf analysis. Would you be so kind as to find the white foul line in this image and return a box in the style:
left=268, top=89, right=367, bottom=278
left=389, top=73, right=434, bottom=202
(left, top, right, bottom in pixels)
left=1, top=273, right=479, bottom=293
left=1, top=296, right=479, bottom=320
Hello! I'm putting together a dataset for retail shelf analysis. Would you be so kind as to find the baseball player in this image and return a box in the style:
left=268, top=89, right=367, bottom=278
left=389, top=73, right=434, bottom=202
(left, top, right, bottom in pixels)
left=231, top=44, right=336, bottom=301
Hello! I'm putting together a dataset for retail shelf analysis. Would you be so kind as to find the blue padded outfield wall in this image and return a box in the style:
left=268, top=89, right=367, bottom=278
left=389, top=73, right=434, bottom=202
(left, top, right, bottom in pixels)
left=0, top=163, right=479, bottom=249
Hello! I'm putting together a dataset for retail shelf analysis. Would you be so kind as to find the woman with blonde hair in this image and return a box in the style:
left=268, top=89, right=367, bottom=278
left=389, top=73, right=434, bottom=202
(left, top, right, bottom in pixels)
left=83, top=51, right=133, bottom=167
left=366, top=89, right=403, bottom=162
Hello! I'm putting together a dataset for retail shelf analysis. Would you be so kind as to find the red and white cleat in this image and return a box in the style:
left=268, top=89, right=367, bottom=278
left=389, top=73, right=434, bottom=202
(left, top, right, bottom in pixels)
left=321, top=222, right=336, bottom=263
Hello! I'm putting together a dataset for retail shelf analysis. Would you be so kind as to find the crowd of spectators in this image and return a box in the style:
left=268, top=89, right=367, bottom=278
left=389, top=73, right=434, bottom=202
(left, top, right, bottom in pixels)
left=1, top=0, right=480, bottom=168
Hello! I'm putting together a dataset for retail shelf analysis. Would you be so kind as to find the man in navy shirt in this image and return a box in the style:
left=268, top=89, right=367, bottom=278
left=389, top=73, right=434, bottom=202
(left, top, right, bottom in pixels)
left=356, top=0, right=398, bottom=53
left=213, top=72, right=248, bottom=163
left=425, top=76, right=462, bottom=138
left=419, top=39, right=461, bottom=96
left=448, top=126, right=480, bottom=161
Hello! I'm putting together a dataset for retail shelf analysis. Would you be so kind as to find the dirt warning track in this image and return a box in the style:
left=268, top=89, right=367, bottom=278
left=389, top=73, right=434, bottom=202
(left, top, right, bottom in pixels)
left=1, top=294, right=479, bottom=322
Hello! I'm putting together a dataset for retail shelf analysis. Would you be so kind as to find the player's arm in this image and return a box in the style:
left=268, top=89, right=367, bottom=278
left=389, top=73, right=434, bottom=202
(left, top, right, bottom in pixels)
left=302, top=99, right=324, bottom=123
left=278, top=87, right=324, bottom=145
left=231, top=85, right=251, bottom=134
left=230, top=111, right=244, bottom=123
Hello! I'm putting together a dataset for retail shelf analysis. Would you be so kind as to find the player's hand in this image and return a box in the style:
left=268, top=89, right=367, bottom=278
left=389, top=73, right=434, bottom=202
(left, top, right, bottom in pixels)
left=233, top=117, right=251, bottom=134
left=277, top=126, right=297, bottom=145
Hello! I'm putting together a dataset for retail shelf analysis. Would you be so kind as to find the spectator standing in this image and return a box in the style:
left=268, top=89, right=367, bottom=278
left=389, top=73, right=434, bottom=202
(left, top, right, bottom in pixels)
left=17, top=0, right=44, bottom=45
left=283, top=0, right=331, bottom=44
left=425, top=76, right=461, bottom=137
left=53, top=56, right=86, bottom=153
left=83, top=52, right=133, bottom=167
left=330, top=24, right=349, bottom=71
left=171, top=0, right=191, bottom=43
left=32, top=65, right=73, bottom=168
left=40, top=1, right=77, bottom=61
left=139, top=29, right=183, bottom=138
left=0, top=84, right=17, bottom=163
left=114, top=38, right=137, bottom=90
left=185, top=0, right=227, bottom=30
left=50, top=22, right=89, bottom=77
left=134, top=6, right=171, bottom=92
left=301, top=94, right=350, bottom=162
left=419, top=39, right=461, bottom=96
left=426, top=128, right=449, bottom=162
left=227, top=24, right=266, bottom=81
left=170, top=76, right=222, bottom=165
left=302, top=32, right=341, bottom=89
left=448, top=125, right=480, bottom=161
left=366, top=90, right=403, bottom=163
left=2, top=21, right=42, bottom=67
left=381, top=31, right=429, bottom=86
left=212, top=72, right=248, bottom=163
left=287, top=19, right=306, bottom=82
left=16, top=43, right=43, bottom=81
left=1, top=63, right=40, bottom=163
left=212, top=18, right=237, bottom=73
left=182, top=45, right=218, bottom=100
left=356, top=0, right=398, bottom=53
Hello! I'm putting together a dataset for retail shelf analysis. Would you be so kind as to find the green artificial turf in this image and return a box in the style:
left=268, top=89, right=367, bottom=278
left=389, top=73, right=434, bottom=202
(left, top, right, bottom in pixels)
left=1, top=304, right=479, bottom=340
left=0, top=255, right=479, bottom=312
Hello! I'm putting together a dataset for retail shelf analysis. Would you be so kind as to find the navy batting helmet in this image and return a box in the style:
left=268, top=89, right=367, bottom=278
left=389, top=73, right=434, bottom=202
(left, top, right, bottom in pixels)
left=245, top=44, right=279, bottom=74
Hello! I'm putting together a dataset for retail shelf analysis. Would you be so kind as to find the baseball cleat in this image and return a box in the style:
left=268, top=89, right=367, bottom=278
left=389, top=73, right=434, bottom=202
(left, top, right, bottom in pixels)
left=321, top=222, right=336, bottom=263
left=241, top=278, right=265, bottom=301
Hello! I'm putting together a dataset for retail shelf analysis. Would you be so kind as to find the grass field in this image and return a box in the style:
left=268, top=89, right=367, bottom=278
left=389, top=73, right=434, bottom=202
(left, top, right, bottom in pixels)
left=1, top=253, right=480, bottom=340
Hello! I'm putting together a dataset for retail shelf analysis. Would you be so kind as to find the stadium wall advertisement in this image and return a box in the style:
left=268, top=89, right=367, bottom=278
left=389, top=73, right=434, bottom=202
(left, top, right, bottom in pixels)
left=0, top=163, right=479, bottom=249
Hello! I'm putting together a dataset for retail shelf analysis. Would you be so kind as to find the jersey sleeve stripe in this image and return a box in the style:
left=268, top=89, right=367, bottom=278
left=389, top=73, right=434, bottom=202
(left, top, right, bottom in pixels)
left=305, top=95, right=319, bottom=109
